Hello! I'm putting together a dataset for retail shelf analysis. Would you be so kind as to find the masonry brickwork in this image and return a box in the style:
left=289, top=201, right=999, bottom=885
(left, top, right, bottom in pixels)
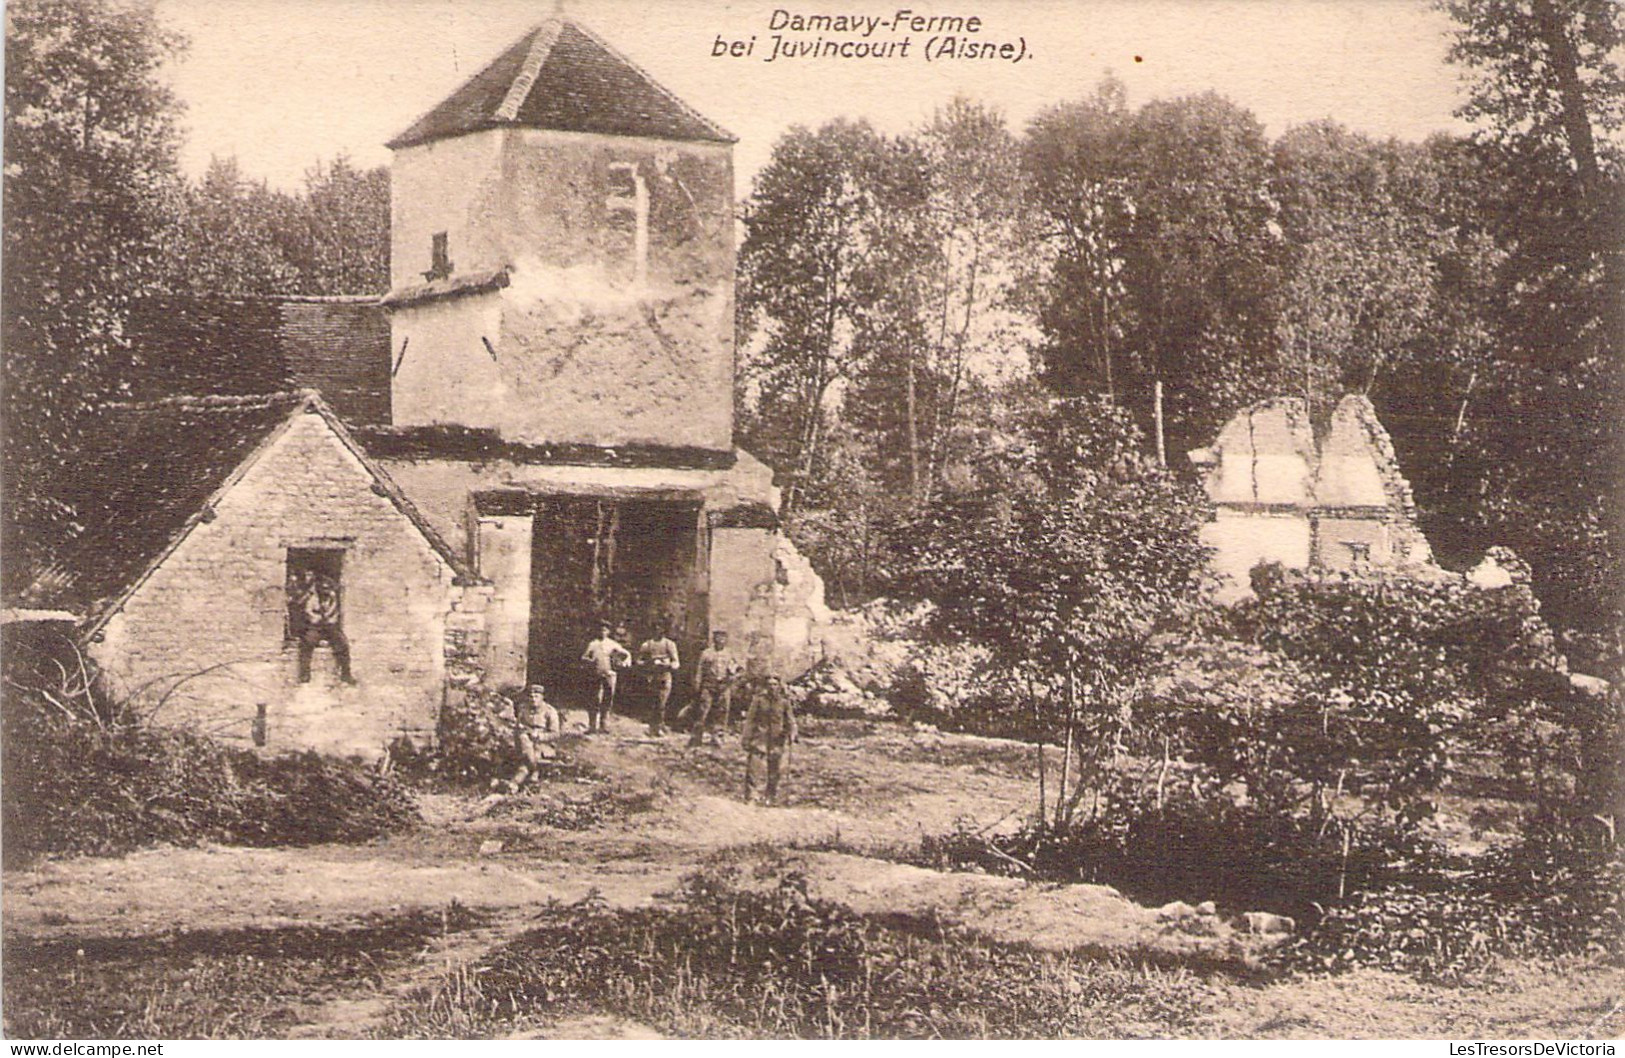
left=1189, top=394, right=1437, bottom=600
left=92, top=411, right=462, bottom=755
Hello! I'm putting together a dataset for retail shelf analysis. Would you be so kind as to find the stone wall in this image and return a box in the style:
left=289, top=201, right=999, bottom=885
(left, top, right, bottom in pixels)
left=388, top=128, right=735, bottom=450
left=1190, top=394, right=1436, bottom=600
left=91, top=411, right=462, bottom=756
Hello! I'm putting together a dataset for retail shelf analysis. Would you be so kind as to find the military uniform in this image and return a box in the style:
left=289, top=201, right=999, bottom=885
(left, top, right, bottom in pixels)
left=741, top=677, right=797, bottom=803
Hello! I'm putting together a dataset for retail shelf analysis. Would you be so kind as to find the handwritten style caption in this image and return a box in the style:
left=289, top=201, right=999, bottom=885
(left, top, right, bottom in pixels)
left=711, top=9, right=1030, bottom=64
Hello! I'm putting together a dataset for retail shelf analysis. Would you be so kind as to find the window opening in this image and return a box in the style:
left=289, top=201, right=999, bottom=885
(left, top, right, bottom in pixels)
left=605, top=162, right=648, bottom=286
left=286, top=548, right=355, bottom=684
left=424, top=231, right=453, bottom=282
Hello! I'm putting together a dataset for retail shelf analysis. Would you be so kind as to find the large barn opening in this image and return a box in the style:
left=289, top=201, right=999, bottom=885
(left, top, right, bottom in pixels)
left=526, top=494, right=709, bottom=710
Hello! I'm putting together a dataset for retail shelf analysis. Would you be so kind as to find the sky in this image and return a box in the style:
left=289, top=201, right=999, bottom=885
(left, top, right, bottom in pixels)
left=157, top=0, right=1476, bottom=195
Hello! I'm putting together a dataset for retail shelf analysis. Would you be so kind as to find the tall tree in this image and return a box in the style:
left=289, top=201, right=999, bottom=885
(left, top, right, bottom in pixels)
left=846, top=98, right=1034, bottom=505
left=1271, top=123, right=1439, bottom=427
left=1438, top=0, right=1624, bottom=642
left=1025, top=87, right=1284, bottom=458
left=156, top=155, right=303, bottom=295
left=291, top=154, right=390, bottom=295
left=3, top=0, right=185, bottom=587
left=737, top=119, right=923, bottom=514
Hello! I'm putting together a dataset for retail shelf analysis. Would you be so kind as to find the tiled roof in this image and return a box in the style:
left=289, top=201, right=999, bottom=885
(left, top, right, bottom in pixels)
left=124, top=295, right=391, bottom=426
left=381, top=268, right=510, bottom=309
left=386, top=18, right=734, bottom=150
left=353, top=423, right=737, bottom=470
left=21, top=393, right=472, bottom=628
left=21, top=393, right=314, bottom=621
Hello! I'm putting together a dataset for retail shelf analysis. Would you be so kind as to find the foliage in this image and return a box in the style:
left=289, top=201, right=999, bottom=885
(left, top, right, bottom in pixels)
left=1431, top=0, right=1624, bottom=637
left=384, top=866, right=1206, bottom=1039
left=843, top=97, right=1035, bottom=506
left=426, top=683, right=523, bottom=786
left=737, top=119, right=928, bottom=513
left=918, top=769, right=1427, bottom=925
left=1230, top=566, right=1606, bottom=820
left=0, top=654, right=418, bottom=866
left=155, top=153, right=390, bottom=297
left=1024, top=84, right=1283, bottom=453
left=898, top=396, right=1212, bottom=822
left=1271, top=123, right=1440, bottom=423
left=4, top=905, right=489, bottom=1039
left=2, top=0, right=185, bottom=587
left=1282, top=813, right=1624, bottom=979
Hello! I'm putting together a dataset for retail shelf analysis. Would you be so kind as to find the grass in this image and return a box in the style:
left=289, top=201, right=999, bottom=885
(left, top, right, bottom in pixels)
left=376, top=867, right=1217, bottom=1039
left=2, top=903, right=490, bottom=1039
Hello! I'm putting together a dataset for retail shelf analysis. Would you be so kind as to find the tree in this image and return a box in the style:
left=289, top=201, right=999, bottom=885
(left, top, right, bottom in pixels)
left=846, top=98, right=1034, bottom=506
left=1436, top=0, right=1624, bottom=641
left=899, top=397, right=1212, bottom=825
left=737, top=119, right=925, bottom=514
left=1025, top=87, right=1284, bottom=459
left=3, top=0, right=185, bottom=587
left=156, top=153, right=389, bottom=297
left=1271, top=123, right=1440, bottom=427
left=290, top=154, right=390, bottom=295
left=156, top=155, right=302, bottom=295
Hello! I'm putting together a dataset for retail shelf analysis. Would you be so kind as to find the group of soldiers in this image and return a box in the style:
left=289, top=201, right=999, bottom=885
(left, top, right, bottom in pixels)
left=498, top=622, right=798, bottom=805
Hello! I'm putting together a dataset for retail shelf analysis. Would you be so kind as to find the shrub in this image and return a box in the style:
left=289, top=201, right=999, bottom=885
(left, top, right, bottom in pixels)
left=430, top=683, right=521, bottom=785
left=918, top=770, right=1429, bottom=925
left=1, top=681, right=419, bottom=866
left=388, top=866, right=1207, bottom=1038
left=1279, top=811, right=1624, bottom=978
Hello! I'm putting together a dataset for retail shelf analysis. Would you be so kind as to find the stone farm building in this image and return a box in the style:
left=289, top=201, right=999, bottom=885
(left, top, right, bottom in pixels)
left=14, top=17, right=828, bottom=757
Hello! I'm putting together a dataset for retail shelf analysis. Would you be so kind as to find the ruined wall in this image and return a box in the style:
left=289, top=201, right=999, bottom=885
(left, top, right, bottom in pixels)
left=476, top=513, right=533, bottom=689
left=388, top=128, right=735, bottom=450
left=1190, top=394, right=1435, bottom=600
left=710, top=528, right=830, bottom=679
left=92, top=413, right=460, bottom=756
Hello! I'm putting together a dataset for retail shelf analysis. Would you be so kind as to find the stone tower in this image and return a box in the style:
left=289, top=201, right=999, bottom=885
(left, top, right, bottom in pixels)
left=382, top=18, right=738, bottom=452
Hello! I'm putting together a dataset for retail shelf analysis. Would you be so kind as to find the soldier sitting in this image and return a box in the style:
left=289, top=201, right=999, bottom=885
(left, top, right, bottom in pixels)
left=507, top=684, right=562, bottom=792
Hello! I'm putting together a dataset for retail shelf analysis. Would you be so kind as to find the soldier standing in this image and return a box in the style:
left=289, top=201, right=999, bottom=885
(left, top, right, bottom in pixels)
left=639, top=621, right=681, bottom=736
left=688, top=630, right=743, bottom=747
left=580, top=623, right=632, bottom=733
left=741, top=674, right=797, bottom=804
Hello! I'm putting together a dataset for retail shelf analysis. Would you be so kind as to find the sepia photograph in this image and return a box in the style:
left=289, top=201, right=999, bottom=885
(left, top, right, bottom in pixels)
left=1, top=0, right=1621, bottom=1042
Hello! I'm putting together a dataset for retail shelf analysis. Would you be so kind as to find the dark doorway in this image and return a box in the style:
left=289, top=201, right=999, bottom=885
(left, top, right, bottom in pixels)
left=526, top=495, right=708, bottom=710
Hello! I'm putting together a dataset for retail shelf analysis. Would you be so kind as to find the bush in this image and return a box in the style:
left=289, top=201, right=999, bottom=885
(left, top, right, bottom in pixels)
left=429, top=683, right=521, bottom=786
left=1, top=683, right=419, bottom=867
left=918, top=771, right=1428, bottom=925
left=388, top=865, right=1207, bottom=1038
left=1283, top=813, right=1625, bottom=978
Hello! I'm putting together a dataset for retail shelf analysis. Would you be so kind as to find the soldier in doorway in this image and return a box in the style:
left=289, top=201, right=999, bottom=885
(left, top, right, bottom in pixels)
left=295, top=571, right=354, bottom=684
left=580, top=623, right=632, bottom=733
left=638, top=620, right=681, bottom=736
left=741, top=674, right=797, bottom=805
left=688, top=630, right=743, bottom=747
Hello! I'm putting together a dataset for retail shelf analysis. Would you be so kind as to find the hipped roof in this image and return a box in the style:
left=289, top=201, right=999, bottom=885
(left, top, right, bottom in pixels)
left=386, top=18, right=734, bottom=150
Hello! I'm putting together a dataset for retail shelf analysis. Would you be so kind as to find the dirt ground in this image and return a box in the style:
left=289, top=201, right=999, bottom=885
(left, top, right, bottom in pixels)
left=5, top=714, right=1620, bottom=1039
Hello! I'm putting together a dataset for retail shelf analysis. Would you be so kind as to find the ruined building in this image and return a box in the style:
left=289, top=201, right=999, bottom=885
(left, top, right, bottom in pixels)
left=1188, top=394, right=1438, bottom=600
left=14, top=17, right=826, bottom=755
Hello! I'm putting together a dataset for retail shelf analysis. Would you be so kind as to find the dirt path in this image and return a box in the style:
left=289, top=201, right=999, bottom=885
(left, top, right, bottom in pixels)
left=0, top=717, right=1251, bottom=1036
